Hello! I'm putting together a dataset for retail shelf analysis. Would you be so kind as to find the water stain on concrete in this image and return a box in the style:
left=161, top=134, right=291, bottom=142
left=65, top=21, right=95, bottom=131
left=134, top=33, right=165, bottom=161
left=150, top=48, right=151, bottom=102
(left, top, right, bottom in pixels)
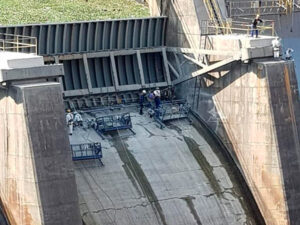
left=181, top=196, right=202, bottom=225
left=111, top=132, right=168, bottom=225
left=192, top=122, right=259, bottom=224
left=122, top=164, right=142, bottom=196
left=169, top=122, right=260, bottom=224
left=183, top=136, right=223, bottom=197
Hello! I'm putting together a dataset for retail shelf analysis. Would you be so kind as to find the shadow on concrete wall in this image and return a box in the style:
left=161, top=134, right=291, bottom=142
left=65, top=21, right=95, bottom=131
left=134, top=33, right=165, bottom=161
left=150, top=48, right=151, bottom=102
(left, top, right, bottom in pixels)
left=175, top=61, right=267, bottom=224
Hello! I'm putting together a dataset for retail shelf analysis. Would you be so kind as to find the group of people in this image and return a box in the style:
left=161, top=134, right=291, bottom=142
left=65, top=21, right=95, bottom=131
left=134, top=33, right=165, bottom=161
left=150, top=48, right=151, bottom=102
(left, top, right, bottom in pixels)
left=139, top=87, right=161, bottom=115
left=66, top=109, right=83, bottom=135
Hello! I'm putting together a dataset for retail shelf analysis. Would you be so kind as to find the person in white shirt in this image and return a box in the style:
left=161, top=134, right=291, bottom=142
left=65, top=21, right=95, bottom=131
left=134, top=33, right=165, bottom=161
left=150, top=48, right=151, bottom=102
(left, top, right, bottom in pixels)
left=272, top=38, right=281, bottom=58
left=66, top=109, right=74, bottom=135
left=153, top=88, right=161, bottom=98
left=74, top=112, right=83, bottom=126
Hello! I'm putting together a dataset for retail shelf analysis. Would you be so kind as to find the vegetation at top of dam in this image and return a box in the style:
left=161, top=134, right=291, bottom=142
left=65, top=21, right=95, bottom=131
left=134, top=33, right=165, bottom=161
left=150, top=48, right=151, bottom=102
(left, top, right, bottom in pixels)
left=0, top=0, right=149, bottom=25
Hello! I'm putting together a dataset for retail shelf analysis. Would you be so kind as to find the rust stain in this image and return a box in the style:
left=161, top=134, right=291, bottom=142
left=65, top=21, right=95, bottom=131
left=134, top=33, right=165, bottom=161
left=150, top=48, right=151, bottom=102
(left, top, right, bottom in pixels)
left=284, top=64, right=300, bottom=153
left=2, top=179, right=34, bottom=225
left=23, top=205, right=33, bottom=225
left=261, top=169, right=282, bottom=207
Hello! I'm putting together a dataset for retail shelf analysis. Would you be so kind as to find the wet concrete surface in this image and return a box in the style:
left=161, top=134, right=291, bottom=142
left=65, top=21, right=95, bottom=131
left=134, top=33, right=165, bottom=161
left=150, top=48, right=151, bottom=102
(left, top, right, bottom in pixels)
left=69, top=110, right=260, bottom=225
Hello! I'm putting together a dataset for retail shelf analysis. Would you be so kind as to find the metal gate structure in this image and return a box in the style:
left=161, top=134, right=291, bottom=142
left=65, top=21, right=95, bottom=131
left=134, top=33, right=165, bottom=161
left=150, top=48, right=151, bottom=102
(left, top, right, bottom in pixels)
left=0, top=17, right=171, bottom=107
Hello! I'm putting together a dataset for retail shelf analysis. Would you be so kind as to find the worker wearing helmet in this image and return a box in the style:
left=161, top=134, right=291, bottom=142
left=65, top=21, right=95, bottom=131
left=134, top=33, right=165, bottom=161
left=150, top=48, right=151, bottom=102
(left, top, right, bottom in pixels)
left=153, top=87, right=161, bottom=109
left=139, top=90, right=147, bottom=115
left=66, top=109, right=74, bottom=135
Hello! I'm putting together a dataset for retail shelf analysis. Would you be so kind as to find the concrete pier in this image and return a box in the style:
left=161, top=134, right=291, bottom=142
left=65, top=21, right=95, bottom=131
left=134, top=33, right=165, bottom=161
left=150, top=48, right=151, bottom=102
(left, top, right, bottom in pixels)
left=176, top=59, right=300, bottom=225
left=0, top=52, right=82, bottom=225
left=149, top=1, right=300, bottom=224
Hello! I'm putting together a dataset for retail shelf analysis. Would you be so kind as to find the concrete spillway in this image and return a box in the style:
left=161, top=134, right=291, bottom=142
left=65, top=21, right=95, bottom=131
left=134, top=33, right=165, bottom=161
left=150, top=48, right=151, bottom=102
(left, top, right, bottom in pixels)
left=70, top=111, right=262, bottom=225
left=0, top=0, right=299, bottom=224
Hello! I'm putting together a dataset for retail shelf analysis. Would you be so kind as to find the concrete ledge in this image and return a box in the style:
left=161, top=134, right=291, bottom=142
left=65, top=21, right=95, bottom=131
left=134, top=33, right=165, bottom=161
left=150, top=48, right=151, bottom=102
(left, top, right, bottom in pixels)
left=0, top=64, right=64, bottom=83
left=0, top=52, right=44, bottom=69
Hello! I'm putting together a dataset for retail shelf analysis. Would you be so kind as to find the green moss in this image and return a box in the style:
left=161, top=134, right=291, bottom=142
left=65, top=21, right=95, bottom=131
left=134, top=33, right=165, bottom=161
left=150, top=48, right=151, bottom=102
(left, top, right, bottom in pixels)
left=0, top=0, right=149, bottom=25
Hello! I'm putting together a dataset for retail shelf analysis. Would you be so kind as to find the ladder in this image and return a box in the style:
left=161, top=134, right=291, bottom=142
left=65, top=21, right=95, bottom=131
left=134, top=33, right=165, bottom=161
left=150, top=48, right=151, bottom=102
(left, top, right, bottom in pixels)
left=204, top=0, right=227, bottom=33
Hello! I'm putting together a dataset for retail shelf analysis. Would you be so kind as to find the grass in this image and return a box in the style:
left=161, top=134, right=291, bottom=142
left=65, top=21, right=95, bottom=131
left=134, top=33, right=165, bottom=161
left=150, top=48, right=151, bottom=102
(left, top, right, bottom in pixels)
left=0, top=0, right=150, bottom=25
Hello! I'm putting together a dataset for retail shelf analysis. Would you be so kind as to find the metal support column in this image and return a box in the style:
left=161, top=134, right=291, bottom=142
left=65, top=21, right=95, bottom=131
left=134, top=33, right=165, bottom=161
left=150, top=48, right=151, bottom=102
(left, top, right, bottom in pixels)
left=136, top=50, right=146, bottom=87
left=162, top=48, right=172, bottom=85
left=110, top=53, right=120, bottom=91
left=83, top=54, right=94, bottom=94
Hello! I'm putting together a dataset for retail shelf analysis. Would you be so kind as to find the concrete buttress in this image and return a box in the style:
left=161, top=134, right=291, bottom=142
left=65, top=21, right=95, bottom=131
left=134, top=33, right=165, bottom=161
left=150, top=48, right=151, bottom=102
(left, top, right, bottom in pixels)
left=0, top=52, right=82, bottom=225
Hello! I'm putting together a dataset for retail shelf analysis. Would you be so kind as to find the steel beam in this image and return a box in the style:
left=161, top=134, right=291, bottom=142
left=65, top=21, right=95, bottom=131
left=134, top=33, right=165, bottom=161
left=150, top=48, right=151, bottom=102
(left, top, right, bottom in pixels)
left=43, top=47, right=165, bottom=62
left=167, top=61, right=180, bottom=79
left=162, top=48, right=171, bottom=85
left=110, top=53, right=120, bottom=91
left=83, top=54, right=93, bottom=94
left=64, top=82, right=168, bottom=97
left=167, top=47, right=237, bottom=57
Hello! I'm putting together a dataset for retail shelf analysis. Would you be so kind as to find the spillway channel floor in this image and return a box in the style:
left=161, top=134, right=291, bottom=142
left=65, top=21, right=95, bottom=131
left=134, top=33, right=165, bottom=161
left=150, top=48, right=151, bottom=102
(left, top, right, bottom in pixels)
left=69, top=109, right=258, bottom=225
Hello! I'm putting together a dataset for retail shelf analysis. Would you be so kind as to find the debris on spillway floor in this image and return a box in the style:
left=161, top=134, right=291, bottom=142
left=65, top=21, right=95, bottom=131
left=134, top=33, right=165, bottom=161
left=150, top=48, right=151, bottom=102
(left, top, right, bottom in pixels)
left=69, top=109, right=259, bottom=225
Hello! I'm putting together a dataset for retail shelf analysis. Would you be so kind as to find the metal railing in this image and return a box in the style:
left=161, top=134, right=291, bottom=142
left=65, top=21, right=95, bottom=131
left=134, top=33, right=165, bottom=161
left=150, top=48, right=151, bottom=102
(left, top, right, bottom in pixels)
left=0, top=33, right=37, bottom=54
left=200, top=19, right=275, bottom=36
left=70, top=143, right=103, bottom=165
left=228, top=0, right=296, bottom=17
left=204, top=0, right=226, bottom=33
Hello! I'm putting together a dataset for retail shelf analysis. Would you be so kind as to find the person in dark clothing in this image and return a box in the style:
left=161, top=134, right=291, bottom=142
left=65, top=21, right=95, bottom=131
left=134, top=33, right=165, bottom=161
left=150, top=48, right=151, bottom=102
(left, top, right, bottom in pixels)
left=154, top=87, right=161, bottom=109
left=139, top=90, right=147, bottom=115
left=251, top=15, right=263, bottom=38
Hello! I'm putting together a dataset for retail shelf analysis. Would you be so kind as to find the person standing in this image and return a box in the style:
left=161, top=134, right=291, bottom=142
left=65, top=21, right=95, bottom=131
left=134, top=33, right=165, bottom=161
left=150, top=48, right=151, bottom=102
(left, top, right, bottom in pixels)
left=272, top=38, right=281, bottom=58
left=139, top=90, right=147, bottom=115
left=251, top=14, right=263, bottom=38
left=147, top=90, right=155, bottom=108
left=66, top=109, right=74, bottom=135
left=74, top=111, right=83, bottom=126
left=153, top=87, right=161, bottom=109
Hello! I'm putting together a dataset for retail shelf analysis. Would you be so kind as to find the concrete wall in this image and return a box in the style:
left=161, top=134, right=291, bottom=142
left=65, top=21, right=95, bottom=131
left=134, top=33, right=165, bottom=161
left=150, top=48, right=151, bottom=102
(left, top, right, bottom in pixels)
left=0, top=82, right=82, bottom=225
left=263, top=12, right=300, bottom=90
left=148, top=1, right=300, bottom=224
left=175, top=59, right=300, bottom=225
left=147, top=0, right=209, bottom=48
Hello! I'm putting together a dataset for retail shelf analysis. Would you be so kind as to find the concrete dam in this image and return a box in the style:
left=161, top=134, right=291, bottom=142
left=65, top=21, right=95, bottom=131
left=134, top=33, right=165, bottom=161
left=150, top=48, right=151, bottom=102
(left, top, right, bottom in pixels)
left=0, top=0, right=299, bottom=224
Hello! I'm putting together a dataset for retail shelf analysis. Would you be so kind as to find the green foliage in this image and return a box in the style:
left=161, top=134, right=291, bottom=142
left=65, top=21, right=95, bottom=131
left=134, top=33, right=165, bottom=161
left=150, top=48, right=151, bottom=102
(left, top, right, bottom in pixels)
left=0, top=0, right=149, bottom=25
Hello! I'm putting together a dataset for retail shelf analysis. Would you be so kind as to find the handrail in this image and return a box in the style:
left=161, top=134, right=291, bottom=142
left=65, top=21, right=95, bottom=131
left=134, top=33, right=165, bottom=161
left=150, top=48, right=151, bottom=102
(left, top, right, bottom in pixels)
left=200, top=19, right=275, bottom=36
left=0, top=33, right=37, bottom=54
left=228, top=0, right=295, bottom=16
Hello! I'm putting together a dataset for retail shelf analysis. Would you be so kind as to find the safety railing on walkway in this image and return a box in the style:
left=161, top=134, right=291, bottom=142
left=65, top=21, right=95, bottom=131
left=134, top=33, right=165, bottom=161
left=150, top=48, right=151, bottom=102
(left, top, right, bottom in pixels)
left=0, top=33, right=37, bottom=54
left=228, top=0, right=295, bottom=17
left=200, top=19, right=275, bottom=36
